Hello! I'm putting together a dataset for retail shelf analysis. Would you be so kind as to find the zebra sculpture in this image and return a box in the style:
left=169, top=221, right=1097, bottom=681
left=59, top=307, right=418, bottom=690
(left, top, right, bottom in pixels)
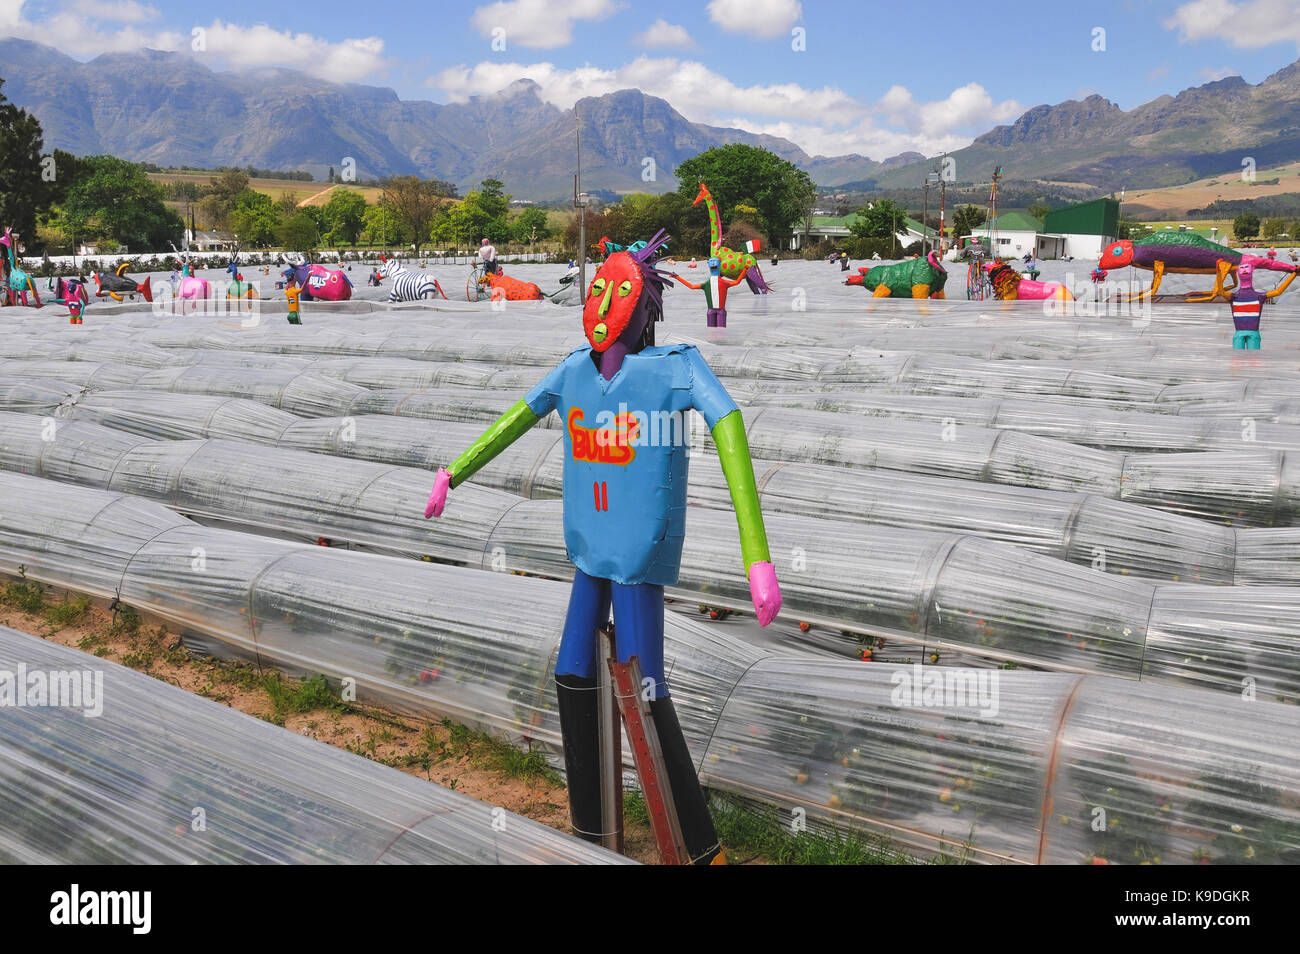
left=377, top=256, right=447, bottom=302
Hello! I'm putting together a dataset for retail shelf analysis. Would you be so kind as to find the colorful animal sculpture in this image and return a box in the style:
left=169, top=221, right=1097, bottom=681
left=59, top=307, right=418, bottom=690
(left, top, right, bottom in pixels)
left=983, top=261, right=1073, bottom=301
left=1098, top=230, right=1296, bottom=302
left=481, top=268, right=544, bottom=301
left=423, top=229, right=781, bottom=865
left=225, top=243, right=259, bottom=309
left=672, top=256, right=748, bottom=328
left=90, top=262, right=153, bottom=302
left=692, top=183, right=770, bottom=293
left=280, top=253, right=353, bottom=302
left=377, top=257, right=447, bottom=301
left=0, top=228, right=41, bottom=307
left=1229, top=253, right=1300, bottom=349
left=47, top=276, right=90, bottom=323
left=47, top=275, right=89, bottom=312
left=845, top=249, right=948, bottom=299
left=169, top=242, right=212, bottom=312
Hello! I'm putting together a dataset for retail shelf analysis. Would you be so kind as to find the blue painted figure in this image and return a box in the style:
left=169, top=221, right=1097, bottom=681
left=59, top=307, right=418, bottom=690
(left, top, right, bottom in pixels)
left=424, top=231, right=782, bottom=863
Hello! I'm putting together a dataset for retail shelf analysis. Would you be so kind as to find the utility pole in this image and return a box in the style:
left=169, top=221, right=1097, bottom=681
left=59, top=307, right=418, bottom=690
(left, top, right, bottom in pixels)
left=575, top=109, right=588, bottom=292
left=922, top=172, right=940, bottom=256
left=939, top=155, right=948, bottom=255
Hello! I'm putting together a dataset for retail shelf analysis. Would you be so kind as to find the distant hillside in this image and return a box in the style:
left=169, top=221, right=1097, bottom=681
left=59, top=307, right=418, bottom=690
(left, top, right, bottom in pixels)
left=0, top=38, right=887, bottom=199
left=871, top=61, right=1300, bottom=193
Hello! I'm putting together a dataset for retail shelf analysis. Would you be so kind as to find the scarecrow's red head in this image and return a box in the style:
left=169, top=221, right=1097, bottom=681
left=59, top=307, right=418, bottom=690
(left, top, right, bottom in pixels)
left=583, top=250, right=646, bottom=351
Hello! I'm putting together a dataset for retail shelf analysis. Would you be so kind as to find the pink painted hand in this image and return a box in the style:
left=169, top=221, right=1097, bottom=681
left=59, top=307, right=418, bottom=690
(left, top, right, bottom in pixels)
left=748, top=561, right=782, bottom=627
left=424, top=467, right=451, bottom=519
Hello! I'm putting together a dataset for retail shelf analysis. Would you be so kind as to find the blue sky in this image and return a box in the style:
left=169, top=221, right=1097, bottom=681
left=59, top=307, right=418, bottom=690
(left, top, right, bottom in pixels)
left=4, top=0, right=1300, bottom=159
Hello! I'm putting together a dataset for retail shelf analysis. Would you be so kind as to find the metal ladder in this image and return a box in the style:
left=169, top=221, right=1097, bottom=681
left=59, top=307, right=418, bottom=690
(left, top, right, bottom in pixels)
left=597, top=626, right=691, bottom=865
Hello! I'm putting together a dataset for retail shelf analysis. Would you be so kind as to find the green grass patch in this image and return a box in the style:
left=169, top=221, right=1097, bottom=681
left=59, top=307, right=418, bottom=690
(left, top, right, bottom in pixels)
left=706, top=792, right=965, bottom=866
left=108, top=605, right=143, bottom=638
left=262, top=672, right=349, bottom=724
left=424, top=717, right=559, bottom=784
left=1, top=567, right=46, bottom=614
left=44, top=595, right=91, bottom=629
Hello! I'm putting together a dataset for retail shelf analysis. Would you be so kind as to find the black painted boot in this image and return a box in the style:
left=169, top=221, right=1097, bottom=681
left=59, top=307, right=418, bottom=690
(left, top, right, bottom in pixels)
left=649, top=696, right=722, bottom=865
left=554, top=673, right=603, bottom=844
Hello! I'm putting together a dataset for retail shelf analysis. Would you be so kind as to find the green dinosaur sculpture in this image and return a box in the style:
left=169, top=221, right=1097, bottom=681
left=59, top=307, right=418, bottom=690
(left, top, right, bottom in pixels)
left=845, top=250, right=948, bottom=299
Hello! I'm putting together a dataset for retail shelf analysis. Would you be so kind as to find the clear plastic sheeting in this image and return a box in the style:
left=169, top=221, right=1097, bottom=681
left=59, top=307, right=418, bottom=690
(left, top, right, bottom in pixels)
left=0, top=480, right=1296, bottom=864
left=132, top=366, right=366, bottom=417
left=49, top=358, right=1300, bottom=524
left=750, top=390, right=1300, bottom=453
left=302, top=357, right=515, bottom=391
left=279, top=416, right=564, bottom=498
left=64, top=391, right=300, bottom=443
left=0, top=625, right=631, bottom=865
left=0, top=376, right=83, bottom=415
left=11, top=399, right=1285, bottom=586
left=0, top=359, right=147, bottom=389
left=0, top=414, right=514, bottom=564
left=0, top=473, right=188, bottom=599
left=346, top=388, right=559, bottom=427
left=4, top=447, right=1297, bottom=701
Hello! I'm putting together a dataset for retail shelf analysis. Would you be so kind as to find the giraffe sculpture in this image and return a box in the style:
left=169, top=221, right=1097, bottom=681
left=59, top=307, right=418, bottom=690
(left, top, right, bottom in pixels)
left=692, top=183, right=771, bottom=294
left=0, top=228, right=42, bottom=307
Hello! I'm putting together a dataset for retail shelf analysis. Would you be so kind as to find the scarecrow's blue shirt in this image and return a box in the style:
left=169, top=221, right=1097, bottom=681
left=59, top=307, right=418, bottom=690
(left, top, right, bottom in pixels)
left=525, top=343, right=737, bottom=585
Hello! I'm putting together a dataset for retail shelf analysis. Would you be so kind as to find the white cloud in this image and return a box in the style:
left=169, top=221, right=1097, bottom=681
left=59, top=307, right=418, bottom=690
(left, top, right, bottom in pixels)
left=1, top=0, right=184, bottom=55
left=706, top=0, right=802, bottom=39
left=469, top=0, right=623, bottom=49
left=1198, top=65, right=1240, bottom=80
left=0, top=1, right=387, bottom=82
left=431, top=57, right=1022, bottom=159
left=633, top=18, right=695, bottom=49
left=1165, top=0, right=1300, bottom=50
left=196, top=21, right=386, bottom=82
left=1, top=0, right=26, bottom=30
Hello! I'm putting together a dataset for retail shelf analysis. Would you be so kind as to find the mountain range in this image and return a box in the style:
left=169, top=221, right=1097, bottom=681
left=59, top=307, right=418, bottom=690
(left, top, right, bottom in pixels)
left=2, top=37, right=1299, bottom=200
left=0, top=38, right=886, bottom=196
left=864, top=60, right=1300, bottom=194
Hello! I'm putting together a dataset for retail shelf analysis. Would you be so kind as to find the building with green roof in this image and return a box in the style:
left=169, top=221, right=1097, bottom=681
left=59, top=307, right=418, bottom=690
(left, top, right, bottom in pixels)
left=1039, top=198, right=1121, bottom=260
left=969, top=212, right=1044, bottom=258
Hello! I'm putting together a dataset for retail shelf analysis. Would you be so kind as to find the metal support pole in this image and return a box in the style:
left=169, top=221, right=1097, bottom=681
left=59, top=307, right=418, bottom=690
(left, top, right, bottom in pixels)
left=597, top=626, right=624, bottom=854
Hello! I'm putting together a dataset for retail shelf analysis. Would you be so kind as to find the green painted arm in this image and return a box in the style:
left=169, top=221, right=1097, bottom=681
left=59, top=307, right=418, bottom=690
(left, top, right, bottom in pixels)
left=446, top=398, right=540, bottom=488
left=710, top=409, right=771, bottom=572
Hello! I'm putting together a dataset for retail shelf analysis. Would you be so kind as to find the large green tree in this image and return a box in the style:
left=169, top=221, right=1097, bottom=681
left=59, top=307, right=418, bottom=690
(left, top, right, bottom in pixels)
left=850, top=199, right=909, bottom=239
left=0, top=79, right=53, bottom=248
left=275, top=213, right=319, bottom=252
left=322, top=188, right=366, bottom=246
left=1233, top=212, right=1261, bottom=241
left=62, top=155, right=182, bottom=249
left=230, top=190, right=281, bottom=247
left=361, top=199, right=405, bottom=247
left=674, top=144, right=815, bottom=248
left=511, top=206, right=550, bottom=244
left=199, top=168, right=251, bottom=230
left=383, top=175, right=454, bottom=255
left=951, top=204, right=987, bottom=240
